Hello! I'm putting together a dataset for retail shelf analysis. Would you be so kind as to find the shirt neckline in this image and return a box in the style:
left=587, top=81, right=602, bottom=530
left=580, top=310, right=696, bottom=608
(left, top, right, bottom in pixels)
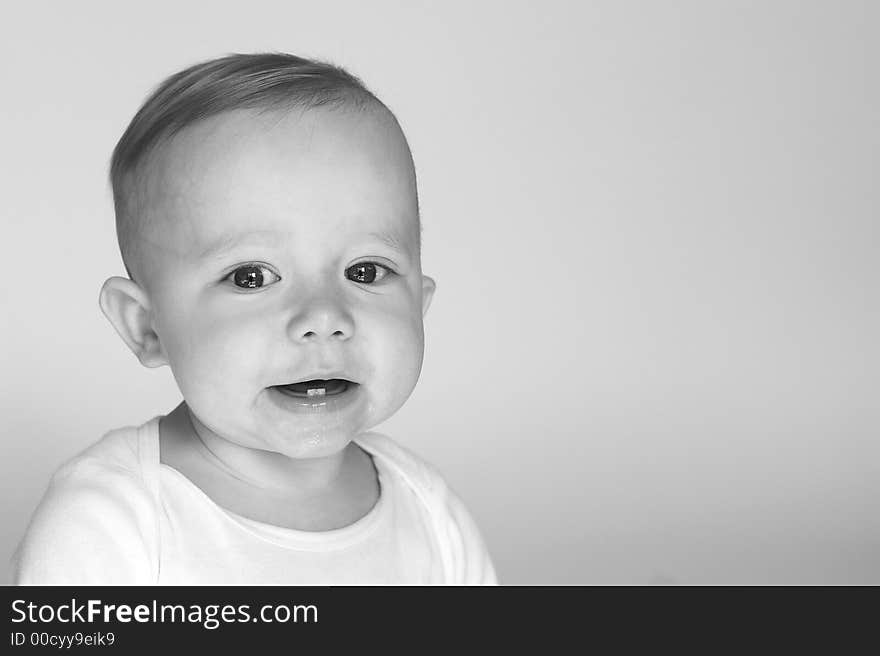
left=138, top=415, right=392, bottom=550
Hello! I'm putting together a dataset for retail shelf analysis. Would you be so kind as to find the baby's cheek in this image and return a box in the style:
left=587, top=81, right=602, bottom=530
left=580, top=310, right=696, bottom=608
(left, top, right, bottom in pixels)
left=369, top=312, right=424, bottom=397
left=166, top=312, right=267, bottom=392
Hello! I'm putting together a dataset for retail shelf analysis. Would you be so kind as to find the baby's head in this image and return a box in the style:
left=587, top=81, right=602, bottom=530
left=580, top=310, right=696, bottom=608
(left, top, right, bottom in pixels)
left=100, top=53, right=435, bottom=458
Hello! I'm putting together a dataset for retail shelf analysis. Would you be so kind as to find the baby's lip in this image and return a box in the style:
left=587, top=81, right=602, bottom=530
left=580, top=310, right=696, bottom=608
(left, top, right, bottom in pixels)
left=273, top=379, right=358, bottom=399
left=266, top=378, right=364, bottom=412
left=276, top=371, right=358, bottom=387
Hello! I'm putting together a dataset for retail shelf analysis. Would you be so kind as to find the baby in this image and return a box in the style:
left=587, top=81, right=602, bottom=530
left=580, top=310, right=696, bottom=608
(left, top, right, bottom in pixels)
left=13, top=53, right=496, bottom=584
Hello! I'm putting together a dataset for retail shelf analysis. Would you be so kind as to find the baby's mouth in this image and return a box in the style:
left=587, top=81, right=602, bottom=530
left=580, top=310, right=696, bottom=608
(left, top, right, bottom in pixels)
left=273, top=379, right=357, bottom=398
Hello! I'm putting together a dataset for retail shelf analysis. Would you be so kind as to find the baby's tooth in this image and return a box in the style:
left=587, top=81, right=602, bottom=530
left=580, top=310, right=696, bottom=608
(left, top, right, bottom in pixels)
left=307, top=388, right=326, bottom=397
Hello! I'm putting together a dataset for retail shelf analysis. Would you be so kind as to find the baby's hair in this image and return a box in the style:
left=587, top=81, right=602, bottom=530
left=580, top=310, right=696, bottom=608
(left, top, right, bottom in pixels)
left=110, top=52, right=390, bottom=283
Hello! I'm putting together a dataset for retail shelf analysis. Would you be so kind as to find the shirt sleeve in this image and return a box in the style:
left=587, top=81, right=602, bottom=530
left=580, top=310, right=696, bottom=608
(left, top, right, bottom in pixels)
left=439, top=481, right=499, bottom=585
left=357, top=432, right=499, bottom=585
left=12, top=457, right=160, bottom=585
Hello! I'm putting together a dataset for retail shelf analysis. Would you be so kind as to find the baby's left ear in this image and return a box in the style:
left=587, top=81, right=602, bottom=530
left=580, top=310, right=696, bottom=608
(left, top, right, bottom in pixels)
left=421, top=275, right=436, bottom=317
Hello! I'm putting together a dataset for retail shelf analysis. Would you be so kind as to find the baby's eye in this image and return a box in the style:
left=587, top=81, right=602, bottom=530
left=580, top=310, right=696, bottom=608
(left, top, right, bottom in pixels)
left=345, top=262, right=392, bottom=284
left=227, top=264, right=281, bottom=290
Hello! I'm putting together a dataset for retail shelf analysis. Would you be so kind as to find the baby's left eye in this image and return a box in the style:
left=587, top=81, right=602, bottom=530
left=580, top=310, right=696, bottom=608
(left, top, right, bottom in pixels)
left=345, top=262, right=392, bottom=284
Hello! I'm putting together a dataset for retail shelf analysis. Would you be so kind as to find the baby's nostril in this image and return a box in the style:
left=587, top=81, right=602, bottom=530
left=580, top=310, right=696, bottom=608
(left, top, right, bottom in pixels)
left=299, top=329, right=346, bottom=340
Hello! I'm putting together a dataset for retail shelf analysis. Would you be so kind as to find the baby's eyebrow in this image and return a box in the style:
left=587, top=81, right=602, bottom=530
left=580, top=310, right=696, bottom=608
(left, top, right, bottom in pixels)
left=196, top=230, right=284, bottom=259
left=194, top=228, right=412, bottom=260
left=367, top=230, right=410, bottom=253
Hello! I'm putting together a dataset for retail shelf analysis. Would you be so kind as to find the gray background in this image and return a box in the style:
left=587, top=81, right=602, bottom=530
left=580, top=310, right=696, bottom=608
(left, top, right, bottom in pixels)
left=1, top=1, right=877, bottom=584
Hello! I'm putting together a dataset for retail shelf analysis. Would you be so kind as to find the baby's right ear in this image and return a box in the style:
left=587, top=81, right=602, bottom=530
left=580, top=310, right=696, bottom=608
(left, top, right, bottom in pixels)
left=98, top=277, right=168, bottom=368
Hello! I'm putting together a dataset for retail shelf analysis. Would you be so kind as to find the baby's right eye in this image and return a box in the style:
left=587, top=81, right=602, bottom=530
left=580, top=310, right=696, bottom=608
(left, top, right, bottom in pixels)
left=226, top=264, right=281, bottom=290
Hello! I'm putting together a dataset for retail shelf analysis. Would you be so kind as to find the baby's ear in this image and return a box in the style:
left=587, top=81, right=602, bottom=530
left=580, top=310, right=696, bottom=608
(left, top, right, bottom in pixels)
left=421, top=275, right=436, bottom=317
left=98, top=277, right=168, bottom=368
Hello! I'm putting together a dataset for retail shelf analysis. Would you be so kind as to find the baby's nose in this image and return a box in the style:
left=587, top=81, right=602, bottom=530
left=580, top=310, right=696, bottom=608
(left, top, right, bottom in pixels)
left=287, top=297, right=355, bottom=343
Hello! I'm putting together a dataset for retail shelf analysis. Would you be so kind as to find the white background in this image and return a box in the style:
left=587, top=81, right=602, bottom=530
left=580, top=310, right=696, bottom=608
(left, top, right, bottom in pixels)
left=1, top=0, right=877, bottom=583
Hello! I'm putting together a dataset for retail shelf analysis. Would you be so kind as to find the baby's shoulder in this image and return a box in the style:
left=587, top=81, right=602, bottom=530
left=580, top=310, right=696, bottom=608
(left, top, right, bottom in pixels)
left=37, top=420, right=160, bottom=523
left=357, top=432, right=498, bottom=584
left=14, top=420, right=162, bottom=584
left=356, top=432, right=451, bottom=497
left=53, top=420, right=155, bottom=486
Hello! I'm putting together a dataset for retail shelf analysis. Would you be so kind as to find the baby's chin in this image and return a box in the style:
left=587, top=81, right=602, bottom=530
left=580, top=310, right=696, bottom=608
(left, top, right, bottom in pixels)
left=204, top=412, right=366, bottom=460
left=232, top=383, right=371, bottom=457
left=186, top=375, right=412, bottom=458
left=271, top=427, right=362, bottom=460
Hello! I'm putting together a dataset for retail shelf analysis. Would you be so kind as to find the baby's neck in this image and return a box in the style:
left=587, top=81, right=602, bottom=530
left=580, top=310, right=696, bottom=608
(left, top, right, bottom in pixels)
left=158, top=402, right=380, bottom=530
left=191, top=408, right=350, bottom=494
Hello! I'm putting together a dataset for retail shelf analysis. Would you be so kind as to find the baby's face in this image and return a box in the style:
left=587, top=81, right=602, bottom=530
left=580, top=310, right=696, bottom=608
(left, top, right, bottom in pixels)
left=136, top=106, right=433, bottom=458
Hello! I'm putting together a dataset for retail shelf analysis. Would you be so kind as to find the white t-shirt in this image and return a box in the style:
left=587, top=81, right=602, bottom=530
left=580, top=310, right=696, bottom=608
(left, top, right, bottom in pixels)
left=12, top=417, right=497, bottom=585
